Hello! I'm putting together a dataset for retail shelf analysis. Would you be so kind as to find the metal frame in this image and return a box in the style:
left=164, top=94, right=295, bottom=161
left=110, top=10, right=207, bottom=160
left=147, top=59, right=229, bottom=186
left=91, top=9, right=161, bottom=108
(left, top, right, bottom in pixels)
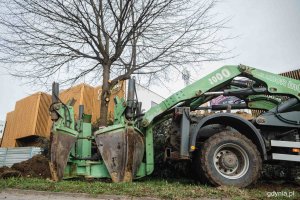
left=272, top=153, right=300, bottom=162
left=271, top=140, right=300, bottom=148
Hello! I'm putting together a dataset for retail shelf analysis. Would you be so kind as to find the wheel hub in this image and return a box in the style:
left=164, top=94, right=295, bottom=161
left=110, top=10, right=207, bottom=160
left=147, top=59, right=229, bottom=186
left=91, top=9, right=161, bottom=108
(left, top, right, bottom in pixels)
left=213, top=143, right=249, bottom=179
left=220, top=151, right=238, bottom=169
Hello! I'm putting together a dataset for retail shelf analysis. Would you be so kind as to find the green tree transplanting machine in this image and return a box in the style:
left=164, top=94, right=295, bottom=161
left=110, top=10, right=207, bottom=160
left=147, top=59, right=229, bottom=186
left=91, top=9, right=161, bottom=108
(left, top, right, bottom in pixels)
left=50, top=64, right=300, bottom=187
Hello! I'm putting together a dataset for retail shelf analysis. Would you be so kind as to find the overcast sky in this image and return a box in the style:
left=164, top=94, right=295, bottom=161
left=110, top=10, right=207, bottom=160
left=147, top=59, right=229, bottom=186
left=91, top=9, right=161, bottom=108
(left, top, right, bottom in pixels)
left=0, top=0, right=300, bottom=120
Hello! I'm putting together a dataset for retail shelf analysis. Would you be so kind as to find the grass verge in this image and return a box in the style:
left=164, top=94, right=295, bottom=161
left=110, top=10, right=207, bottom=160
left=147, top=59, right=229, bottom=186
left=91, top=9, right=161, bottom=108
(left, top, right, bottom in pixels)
left=0, top=177, right=299, bottom=200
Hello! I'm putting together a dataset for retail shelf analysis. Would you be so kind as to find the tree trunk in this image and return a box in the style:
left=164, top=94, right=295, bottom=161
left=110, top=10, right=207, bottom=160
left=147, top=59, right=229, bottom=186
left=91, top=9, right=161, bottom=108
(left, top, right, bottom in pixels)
left=99, top=65, right=111, bottom=126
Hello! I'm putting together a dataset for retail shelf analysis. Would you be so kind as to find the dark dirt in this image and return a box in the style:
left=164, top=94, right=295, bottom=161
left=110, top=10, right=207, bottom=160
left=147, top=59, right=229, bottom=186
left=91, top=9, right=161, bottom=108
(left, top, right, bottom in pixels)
left=0, top=166, right=10, bottom=174
left=0, top=166, right=21, bottom=178
left=0, top=155, right=51, bottom=179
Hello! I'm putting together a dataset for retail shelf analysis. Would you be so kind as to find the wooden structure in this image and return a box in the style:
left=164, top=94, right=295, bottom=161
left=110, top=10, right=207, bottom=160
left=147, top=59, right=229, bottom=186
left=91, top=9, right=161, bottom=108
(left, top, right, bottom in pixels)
left=1, top=82, right=125, bottom=147
left=1, top=93, right=52, bottom=147
left=60, top=84, right=95, bottom=121
left=60, top=81, right=125, bottom=124
left=280, top=69, right=300, bottom=80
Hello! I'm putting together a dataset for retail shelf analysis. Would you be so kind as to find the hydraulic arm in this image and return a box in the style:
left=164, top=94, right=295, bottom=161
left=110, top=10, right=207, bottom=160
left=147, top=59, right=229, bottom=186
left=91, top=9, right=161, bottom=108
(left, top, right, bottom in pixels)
left=142, top=65, right=300, bottom=126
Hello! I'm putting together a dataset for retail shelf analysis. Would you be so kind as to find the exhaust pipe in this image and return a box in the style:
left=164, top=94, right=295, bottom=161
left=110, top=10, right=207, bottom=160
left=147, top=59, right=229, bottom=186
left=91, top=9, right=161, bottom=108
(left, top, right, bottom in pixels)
left=52, top=82, right=60, bottom=104
left=78, top=105, right=84, bottom=120
left=50, top=82, right=60, bottom=121
left=126, top=78, right=136, bottom=119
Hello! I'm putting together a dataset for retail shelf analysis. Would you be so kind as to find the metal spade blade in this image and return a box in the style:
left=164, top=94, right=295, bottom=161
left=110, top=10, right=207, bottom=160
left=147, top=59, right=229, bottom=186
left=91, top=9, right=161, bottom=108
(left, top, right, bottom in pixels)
left=50, top=131, right=77, bottom=181
left=95, top=126, right=144, bottom=182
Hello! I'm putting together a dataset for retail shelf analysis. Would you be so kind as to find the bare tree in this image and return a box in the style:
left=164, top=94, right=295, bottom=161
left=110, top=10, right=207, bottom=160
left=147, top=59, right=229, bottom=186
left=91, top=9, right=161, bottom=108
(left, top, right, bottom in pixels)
left=0, top=0, right=231, bottom=126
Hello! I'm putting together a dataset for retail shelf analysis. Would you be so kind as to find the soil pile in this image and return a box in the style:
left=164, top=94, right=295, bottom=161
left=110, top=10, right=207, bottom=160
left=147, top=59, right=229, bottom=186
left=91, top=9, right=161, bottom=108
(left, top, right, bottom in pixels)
left=0, top=166, right=21, bottom=178
left=0, top=155, right=51, bottom=179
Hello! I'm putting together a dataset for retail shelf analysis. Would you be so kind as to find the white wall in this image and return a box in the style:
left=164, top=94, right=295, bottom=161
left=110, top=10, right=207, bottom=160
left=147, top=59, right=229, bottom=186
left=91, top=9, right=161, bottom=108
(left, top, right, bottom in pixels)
left=0, top=120, right=5, bottom=138
left=134, top=84, right=165, bottom=112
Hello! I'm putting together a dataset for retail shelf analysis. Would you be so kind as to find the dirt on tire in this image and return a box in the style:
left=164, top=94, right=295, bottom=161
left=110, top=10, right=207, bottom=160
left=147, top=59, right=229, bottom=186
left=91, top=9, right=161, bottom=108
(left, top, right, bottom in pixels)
left=0, top=155, right=51, bottom=179
left=194, top=131, right=262, bottom=188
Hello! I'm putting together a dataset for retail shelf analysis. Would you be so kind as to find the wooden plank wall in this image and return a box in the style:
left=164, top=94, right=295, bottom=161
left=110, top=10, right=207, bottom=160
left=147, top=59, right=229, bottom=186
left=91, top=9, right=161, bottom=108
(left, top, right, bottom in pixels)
left=1, top=93, right=51, bottom=147
left=35, top=93, right=52, bottom=138
left=280, top=69, right=300, bottom=80
left=1, top=112, right=15, bottom=147
left=59, top=81, right=125, bottom=123
left=60, top=84, right=95, bottom=121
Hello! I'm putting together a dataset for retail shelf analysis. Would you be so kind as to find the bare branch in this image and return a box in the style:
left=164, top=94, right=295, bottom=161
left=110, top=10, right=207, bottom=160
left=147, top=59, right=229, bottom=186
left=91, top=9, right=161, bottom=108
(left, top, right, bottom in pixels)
left=0, top=0, right=233, bottom=125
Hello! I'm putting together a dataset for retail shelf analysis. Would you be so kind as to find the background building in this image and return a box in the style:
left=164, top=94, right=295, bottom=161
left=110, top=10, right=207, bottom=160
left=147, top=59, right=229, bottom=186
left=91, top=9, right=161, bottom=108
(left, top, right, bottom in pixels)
left=135, top=84, right=165, bottom=112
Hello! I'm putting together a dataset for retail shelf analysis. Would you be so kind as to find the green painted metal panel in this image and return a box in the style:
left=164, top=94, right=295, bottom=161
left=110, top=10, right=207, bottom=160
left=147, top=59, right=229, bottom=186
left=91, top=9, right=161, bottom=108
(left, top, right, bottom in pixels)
left=89, top=162, right=110, bottom=178
left=77, top=122, right=92, bottom=158
left=243, top=66, right=300, bottom=99
left=64, top=161, right=110, bottom=178
left=135, top=162, right=146, bottom=178
left=145, top=127, right=154, bottom=175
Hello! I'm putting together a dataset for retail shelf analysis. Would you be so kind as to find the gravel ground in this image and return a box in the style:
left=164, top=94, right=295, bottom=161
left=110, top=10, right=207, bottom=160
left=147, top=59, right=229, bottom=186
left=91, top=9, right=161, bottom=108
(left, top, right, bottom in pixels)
left=0, top=189, right=158, bottom=200
left=0, top=189, right=228, bottom=200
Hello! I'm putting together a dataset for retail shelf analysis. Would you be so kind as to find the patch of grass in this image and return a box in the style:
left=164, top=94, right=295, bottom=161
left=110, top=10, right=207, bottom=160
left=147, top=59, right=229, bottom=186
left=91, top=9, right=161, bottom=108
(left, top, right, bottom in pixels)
left=0, top=178, right=299, bottom=200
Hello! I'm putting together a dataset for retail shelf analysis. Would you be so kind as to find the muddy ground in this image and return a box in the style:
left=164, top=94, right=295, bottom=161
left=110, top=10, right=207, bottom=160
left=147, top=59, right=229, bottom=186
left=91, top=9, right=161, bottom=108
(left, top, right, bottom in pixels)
left=0, top=155, right=51, bottom=179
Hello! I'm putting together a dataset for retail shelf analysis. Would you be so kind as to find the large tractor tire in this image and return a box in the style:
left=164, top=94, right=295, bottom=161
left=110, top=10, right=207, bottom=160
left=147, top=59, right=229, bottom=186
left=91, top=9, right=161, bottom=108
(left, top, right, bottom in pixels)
left=194, top=131, right=262, bottom=188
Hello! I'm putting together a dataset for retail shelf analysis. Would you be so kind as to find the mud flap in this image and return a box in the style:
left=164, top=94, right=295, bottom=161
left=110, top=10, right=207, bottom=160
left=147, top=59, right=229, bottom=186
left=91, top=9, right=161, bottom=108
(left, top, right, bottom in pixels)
left=50, top=131, right=77, bottom=181
left=95, top=126, right=144, bottom=182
